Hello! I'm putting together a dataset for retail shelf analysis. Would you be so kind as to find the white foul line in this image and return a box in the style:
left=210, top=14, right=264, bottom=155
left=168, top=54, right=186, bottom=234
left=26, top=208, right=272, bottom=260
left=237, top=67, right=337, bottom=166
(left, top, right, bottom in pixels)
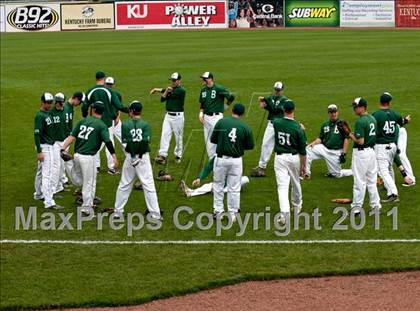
left=1, top=239, right=420, bottom=245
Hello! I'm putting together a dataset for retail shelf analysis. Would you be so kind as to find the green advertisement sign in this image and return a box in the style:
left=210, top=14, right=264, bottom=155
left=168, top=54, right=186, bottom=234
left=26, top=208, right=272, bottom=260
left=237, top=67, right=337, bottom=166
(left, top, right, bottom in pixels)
left=285, top=0, right=340, bottom=27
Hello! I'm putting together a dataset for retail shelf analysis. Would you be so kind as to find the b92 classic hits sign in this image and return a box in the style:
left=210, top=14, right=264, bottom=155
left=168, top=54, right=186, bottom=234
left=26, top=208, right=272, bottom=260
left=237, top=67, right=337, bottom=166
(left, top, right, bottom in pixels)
left=5, top=3, right=60, bottom=32
left=115, top=0, right=227, bottom=30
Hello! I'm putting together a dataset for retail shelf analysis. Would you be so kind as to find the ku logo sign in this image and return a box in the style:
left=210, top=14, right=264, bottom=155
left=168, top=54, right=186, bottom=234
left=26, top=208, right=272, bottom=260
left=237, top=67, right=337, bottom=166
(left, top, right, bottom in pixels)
left=7, top=5, right=59, bottom=30
left=288, top=7, right=337, bottom=19
left=127, top=4, right=148, bottom=18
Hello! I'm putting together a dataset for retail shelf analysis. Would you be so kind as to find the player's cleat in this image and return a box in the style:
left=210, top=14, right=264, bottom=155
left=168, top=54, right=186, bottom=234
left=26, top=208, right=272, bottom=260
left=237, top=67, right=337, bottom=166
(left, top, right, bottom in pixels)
left=96, top=167, right=100, bottom=173
left=382, top=194, right=399, bottom=203
left=144, top=209, right=163, bottom=220
left=250, top=167, right=266, bottom=177
left=113, top=211, right=124, bottom=219
left=75, top=196, right=102, bottom=206
left=402, top=182, right=415, bottom=187
left=277, top=214, right=286, bottom=225
left=101, top=208, right=114, bottom=214
left=213, top=211, right=224, bottom=220
left=174, top=156, right=182, bottom=164
left=46, top=204, right=65, bottom=210
left=107, top=168, right=119, bottom=175
left=179, top=180, right=192, bottom=197
left=73, top=188, right=82, bottom=196
left=33, top=194, right=44, bottom=201
left=134, top=181, right=143, bottom=191
left=154, top=155, right=166, bottom=165
left=324, top=173, right=335, bottom=178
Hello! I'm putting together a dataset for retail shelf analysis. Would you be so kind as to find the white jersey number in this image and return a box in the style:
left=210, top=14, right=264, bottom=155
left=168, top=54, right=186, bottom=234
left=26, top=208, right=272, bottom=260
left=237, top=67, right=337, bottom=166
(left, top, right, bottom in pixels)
left=277, top=132, right=291, bottom=146
left=369, top=123, right=376, bottom=136
left=130, top=128, right=143, bottom=142
left=228, top=128, right=237, bottom=143
left=383, top=121, right=396, bottom=134
left=78, top=125, right=94, bottom=140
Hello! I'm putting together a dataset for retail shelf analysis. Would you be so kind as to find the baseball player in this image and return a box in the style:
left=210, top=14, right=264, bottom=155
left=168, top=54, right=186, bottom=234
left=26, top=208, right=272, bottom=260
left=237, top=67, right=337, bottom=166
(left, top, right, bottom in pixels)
left=210, top=103, right=254, bottom=221
left=372, top=92, right=409, bottom=202
left=199, top=72, right=235, bottom=158
left=83, top=71, right=128, bottom=174
left=180, top=156, right=250, bottom=197
left=105, top=76, right=123, bottom=148
left=150, top=72, right=186, bottom=165
left=33, top=93, right=63, bottom=209
left=273, top=99, right=307, bottom=225
left=49, top=93, right=68, bottom=193
left=114, top=101, right=161, bottom=219
left=397, top=120, right=415, bottom=186
left=305, top=104, right=352, bottom=178
left=62, top=101, right=118, bottom=214
left=344, top=97, right=381, bottom=214
left=251, top=81, right=287, bottom=177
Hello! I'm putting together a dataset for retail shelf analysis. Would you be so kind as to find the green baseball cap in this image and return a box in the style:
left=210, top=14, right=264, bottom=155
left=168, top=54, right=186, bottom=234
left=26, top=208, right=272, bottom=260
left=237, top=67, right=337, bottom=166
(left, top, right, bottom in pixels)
left=92, top=101, right=105, bottom=114
left=283, top=99, right=295, bottom=111
left=169, top=72, right=181, bottom=81
left=73, top=91, right=85, bottom=102
left=232, top=103, right=245, bottom=116
left=129, top=100, right=143, bottom=112
left=352, top=97, right=368, bottom=108
left=41, top=92, right=54, bottom=103
left=380, top=92, right=393, bottom=104
left=201, top=71, right=214, bottom=80
left=95, top=71, right=106, bottom=79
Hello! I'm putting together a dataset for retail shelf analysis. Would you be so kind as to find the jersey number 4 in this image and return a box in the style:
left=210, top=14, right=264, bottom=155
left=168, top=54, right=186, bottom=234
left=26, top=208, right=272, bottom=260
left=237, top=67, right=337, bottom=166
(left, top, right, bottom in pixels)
left=130, top=128, right=143, bottom=142
left=277, top=132, right=291, bottom=146
left=78, top=125, right=94, bottom=140
left=228, top=128, right=237, bottom=143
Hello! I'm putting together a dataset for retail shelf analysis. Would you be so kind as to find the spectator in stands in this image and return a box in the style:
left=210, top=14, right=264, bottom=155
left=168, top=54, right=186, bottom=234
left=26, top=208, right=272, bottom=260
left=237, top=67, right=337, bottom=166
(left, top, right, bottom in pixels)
left=228, top=1, right=238, bottom=24
left=236, top=9, right=250, bottom=28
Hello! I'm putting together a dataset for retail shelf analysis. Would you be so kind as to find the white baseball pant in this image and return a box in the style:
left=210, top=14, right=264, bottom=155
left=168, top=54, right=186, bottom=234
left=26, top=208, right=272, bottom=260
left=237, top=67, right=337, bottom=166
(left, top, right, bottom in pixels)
left=54, top=141, right=66, bottom=193
left=95, top=126, right=115, bottom=170
left=306, top=144, right=352, bottom=178
left=33, top=144, right=60, bottom=208
left=114, top=153, right=161, bottom=218
left=71, top=153, right=97, bottom=209
left=190, top=176, right=250, bottom=197
left=213, top=156, right=242, bottom=215
left=274, top=154, right=302, bottom=214
left=375, top=143, right=398, bottom=196
left=113, top=120, right=123, bottom=149
left=203, top=114, right=223, bottom=158
left=398, top=127, right=415, bottom=183
left=258, top=121, right=275, bottom=169
left=351, top=148, right=381, bottom=213
left=158, top=112, right=184, bottom=158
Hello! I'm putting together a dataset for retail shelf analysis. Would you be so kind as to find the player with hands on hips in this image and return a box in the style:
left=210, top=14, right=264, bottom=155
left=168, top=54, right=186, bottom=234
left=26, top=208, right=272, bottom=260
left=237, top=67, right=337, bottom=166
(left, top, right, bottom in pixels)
left=113, top=101, right=162, bottom=220
left=61, top=101, right=118, bottom=215
left=345, top=97, right=381, bottom=215
left=150, top=72, right=186, bottom=165
left=305, top=104, right=352, bottom=179
left=210, top=103, right=254, bottom=222
left=199, top=72, right=235, bottom=158
left=251, top=81, right=287, bottom=178
left=273, top=99, right=307, bottom=225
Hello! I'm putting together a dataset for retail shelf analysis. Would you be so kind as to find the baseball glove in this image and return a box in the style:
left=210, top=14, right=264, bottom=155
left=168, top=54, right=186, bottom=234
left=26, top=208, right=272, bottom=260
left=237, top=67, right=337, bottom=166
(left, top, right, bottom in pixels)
left=337, top=120, right=351, bottom=136
left=157, top=169, right=173, bottom=181
left=331, top=198, right=352, bottom=204
left=60, top=149, right=73, bottom=162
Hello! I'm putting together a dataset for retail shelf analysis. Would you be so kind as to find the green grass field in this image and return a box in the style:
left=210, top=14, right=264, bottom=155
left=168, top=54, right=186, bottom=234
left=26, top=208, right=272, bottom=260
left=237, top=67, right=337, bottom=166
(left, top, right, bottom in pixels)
left=1, top=29, right=420, bottom=310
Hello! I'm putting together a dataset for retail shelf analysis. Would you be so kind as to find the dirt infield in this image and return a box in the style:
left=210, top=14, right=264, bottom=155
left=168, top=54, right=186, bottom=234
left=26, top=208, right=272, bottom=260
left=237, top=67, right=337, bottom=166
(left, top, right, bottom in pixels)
left=67, top=271, right=420, bottom=311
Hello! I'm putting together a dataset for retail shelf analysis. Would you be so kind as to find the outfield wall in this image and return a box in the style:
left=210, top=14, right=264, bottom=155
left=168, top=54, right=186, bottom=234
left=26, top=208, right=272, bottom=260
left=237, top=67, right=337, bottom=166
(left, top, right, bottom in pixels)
left=1, top=0, right=419, bottom=32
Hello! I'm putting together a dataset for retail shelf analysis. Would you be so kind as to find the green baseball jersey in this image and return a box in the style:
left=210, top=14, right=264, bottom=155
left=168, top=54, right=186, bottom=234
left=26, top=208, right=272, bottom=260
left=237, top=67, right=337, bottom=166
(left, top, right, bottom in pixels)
left=199, top=83, right=234, bottom=114
left=353, top=113, right=377, bottom=149
left=210, top=116, right=254, bottom=157
left=34, top=110, right=55, bottom=153
left=63, top=102, right=74, bottom=136
left=108, top=87, right=123, bottom=119
left=49, top=107, right=67, bottom=142
left=161, top=86, right=186, bottom=112
left=372, top=108, right=403, bottom=144
left=198, top=157, right=215, bottom=181
left=319, top=119, right=346, bottom=150
left=273, top=117, right=307, bottom=155
left=121, top=118, right=151, bottom=157
left=82, top=85, right=128, bottom=127
left=264, top=95, right=286, bottom=120
left=71, top=116, right=110, bottom=155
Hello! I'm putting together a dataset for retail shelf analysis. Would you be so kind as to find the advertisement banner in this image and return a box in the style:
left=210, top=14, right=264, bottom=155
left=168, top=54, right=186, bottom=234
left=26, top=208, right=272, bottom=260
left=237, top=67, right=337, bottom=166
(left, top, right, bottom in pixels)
left=5, top=3, right=60, bottom=32
left=61, top=3, right=114, bottom=30
left=115, top=0, right=227, bottom=30
left=396, top=0, right=420, bottom=27
left=0, top=6, right=5, bottom=32
left=284, top=0, right=340, bottom=27
left=340, top=0, right=395, bottom=27
left=228, top=0, right=284, bottom=28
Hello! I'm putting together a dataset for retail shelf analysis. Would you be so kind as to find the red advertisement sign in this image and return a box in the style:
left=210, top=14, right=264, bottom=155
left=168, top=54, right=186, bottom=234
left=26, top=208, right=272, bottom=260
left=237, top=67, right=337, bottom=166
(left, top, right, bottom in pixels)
left=115, top=1, right=227, bottom=29
left=396, top=0, right=420, bottom=27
